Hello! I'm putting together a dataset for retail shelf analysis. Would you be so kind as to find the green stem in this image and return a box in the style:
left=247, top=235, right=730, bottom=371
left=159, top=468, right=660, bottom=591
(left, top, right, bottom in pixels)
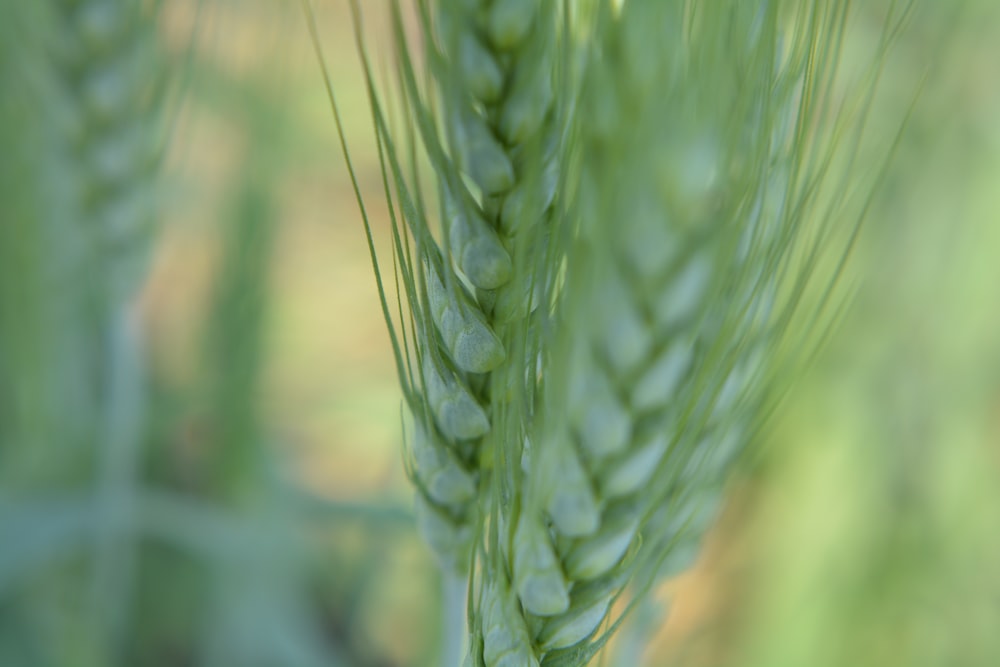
left=442, top=572, right=467, bottom=667
left=91, top=304, right=145, bottom=660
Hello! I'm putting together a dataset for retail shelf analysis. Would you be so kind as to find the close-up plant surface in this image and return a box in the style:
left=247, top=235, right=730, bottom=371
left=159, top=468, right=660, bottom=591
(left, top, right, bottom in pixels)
left=1, top=0, right=999, bottom=666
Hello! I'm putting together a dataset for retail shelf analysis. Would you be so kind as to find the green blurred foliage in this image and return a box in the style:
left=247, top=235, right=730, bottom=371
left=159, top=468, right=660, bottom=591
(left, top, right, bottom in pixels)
left=1, top=1, right=998, bottom=666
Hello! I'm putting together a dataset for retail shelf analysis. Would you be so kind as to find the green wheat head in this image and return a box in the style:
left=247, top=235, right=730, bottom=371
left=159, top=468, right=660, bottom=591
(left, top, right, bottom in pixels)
left=1, top=0, right=167, bottom=492
left=0, top=1, right=169, bottom=663
left=308, top=0, right=909, bottom=664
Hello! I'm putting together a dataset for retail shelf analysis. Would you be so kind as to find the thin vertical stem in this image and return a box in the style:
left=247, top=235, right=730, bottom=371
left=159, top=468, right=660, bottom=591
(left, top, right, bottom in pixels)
left=91, top=304, right=145, bottom=660
left=442, top=572, right=468, bottom=667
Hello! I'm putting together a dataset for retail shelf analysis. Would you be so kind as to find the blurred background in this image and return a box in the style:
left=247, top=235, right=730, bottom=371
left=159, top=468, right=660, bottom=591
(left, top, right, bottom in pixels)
left=1, top=1, right=998, bottom=666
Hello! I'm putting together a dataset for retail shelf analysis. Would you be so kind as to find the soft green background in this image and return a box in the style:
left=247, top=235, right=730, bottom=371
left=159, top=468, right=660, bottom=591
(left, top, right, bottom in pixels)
left=1, top=1, right=998, bottom=666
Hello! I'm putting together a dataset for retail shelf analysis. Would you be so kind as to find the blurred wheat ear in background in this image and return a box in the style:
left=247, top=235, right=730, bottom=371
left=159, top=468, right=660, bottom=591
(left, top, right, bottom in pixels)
left=1, top=0, right=166, bottom=664
left=2, top=3, right=401, bottom=666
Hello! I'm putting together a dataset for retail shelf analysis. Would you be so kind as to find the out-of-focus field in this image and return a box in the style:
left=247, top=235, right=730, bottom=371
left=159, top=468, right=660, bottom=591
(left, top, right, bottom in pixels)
left=3, top=0, right=998, bottom=665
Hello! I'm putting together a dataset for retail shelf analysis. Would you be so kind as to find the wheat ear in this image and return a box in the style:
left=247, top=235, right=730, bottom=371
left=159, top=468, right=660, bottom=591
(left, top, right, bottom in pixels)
left=309, top=0, right=904, bottom=664
left=310, top=0, right=569, bottom=575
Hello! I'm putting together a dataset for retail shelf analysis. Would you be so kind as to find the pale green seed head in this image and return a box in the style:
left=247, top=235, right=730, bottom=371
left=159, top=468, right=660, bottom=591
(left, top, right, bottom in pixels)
left=599, top=429, right=669, bottom=499
left=536, top=585, right=614, bottom=652
left=487, top=0, right=536, bottom=50
left=412, top=422, right=478, bottom=505
left=422, top=352, right=490, bottom=440
left=570, top=368, right=632, bottom=460
left=630, top=342, right=692, bottom=412
left=499, top=158, right=558, bottom=235
left=652, top=252, right=714, bottom=330
left=437, top=390, right=490, bottom=441
left=545, top=441, right=601, bottom=537
left=595, top=272, right=653, bottom=377
left=499, top=54, right=553, bottom=145
left=513, top=512, right=570, bottom=616
left=459, top=31, right=505, bottom=103
left=456, top=234, right=513, bottom=290
left=656, top=136, right=724, bottom=226
left=456, top=108, right=515, bottom=194
left=415, top=493, right=474, bottom=573
left=482, top=579, right=540, bottom=667
left=426, top=265, right=506, bottom=373
left=562, top=501, right=640, bottom=581
left=451, top=320, right=507, bottom=374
